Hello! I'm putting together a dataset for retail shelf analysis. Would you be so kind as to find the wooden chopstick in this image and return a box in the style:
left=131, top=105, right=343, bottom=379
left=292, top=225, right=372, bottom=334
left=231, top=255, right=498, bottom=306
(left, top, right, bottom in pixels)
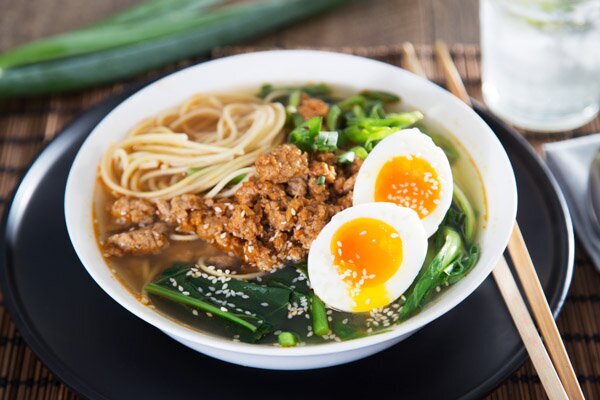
left=431, top=40, right=584, bottom=400
left=401, top=41, right=576, bottom=400
left=433, top=41, right=472, bottom=106
left=493, top=258, right=568, bottom=400
left=433, top=40, right=584, bottom=400
left=508, top=224, right=585, bottom=400
left=401, top=42, right=426, bottom=79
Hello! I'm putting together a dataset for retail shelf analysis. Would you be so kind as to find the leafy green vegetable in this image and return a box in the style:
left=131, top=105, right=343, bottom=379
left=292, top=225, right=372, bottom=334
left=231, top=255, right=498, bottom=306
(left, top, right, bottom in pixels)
left=326, top=104, right=342, bottom=131
left=337, top=95, right=366, bottom=110
left=291, top=113, right=305, bottom=128
left=258, top=83, right=274, bottom=99
left=453, top=183, right=477, bottom=244
left=257, top=83, right=332, bottom=100
left=336, top=151, right=355, bottom=164
left=348, top=112, right=424, bottom=129
left=278, top=331, right=299, bottom=347
left=368, top=101, right=386, bottom=118
left=442, top=244, right=480, bottom=286
left=286, top=89, right=302, bottom=114
left=399, top=227, right=463, bottom=320
left=344, top=111, right=424, bottom=149
left=415, top=123, right=460, bottom=164
left=302, top=83, right=332, bottom=97
left=332, top=321, right=365, bottom=341
left=228, top=173, right=247, bottom=185
left=314, top=131, right=339, bottom=151
left=337, top=146, right=368, bottom=163
left=289, top=117, right=323, bottom=152
left=288, top=117, right=338, bottom=152
left=260, top=263, right=310, bottom=294
left=352, top=104, right=366, bottom=118
left=310, top=294, right=330, bottom=336
left=147, top=263, right=294, bottom=341
left=146, top=283, right=261, bottom=332
left=360, top=90, right=401, bottom=103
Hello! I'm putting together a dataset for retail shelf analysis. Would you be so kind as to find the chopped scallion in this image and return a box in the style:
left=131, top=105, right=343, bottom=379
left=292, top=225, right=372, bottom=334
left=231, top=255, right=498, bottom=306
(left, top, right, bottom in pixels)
left=278, top=331, right=298, bottom=347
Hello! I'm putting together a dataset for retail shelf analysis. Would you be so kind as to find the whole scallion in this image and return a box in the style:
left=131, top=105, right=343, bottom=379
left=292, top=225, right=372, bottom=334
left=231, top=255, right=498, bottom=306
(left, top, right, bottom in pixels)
left=0, top=0, right=349, bottom=100
left=94, top=0, right=221, bottom=27
left=0, top=0, right=224, bottom=70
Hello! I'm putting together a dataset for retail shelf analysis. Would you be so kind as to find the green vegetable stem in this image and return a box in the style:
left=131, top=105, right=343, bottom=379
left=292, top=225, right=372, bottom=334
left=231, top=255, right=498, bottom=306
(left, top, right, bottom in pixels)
left=452, top=183, right=477, bottom=244
left=310, top=294, right=330, bottom=336
left=278, top=331, right=299, bottom=347
left=399, top=227, right=463, bottom=319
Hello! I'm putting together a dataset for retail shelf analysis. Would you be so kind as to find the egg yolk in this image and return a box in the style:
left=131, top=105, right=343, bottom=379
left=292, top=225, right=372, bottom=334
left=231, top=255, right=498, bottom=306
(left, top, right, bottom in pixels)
left=330, top=218, right=403, bottom=312
left=375, top=155, right=441, bottom=219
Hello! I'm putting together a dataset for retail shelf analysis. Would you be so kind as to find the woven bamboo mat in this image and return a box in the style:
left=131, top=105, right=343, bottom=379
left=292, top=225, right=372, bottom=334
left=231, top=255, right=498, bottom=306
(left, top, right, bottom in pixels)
left=0, top=44, right=597, bottom=400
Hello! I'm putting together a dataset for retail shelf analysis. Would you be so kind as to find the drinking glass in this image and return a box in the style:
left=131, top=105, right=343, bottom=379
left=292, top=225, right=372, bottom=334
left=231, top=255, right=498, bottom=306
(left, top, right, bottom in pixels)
left=480, top=0, right=600, bottom=132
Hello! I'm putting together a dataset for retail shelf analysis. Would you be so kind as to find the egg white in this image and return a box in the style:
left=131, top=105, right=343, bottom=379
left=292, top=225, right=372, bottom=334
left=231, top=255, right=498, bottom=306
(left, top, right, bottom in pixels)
left=353, top=128, right=453, bottom=237
left=307, top=203, right=428, bottom=312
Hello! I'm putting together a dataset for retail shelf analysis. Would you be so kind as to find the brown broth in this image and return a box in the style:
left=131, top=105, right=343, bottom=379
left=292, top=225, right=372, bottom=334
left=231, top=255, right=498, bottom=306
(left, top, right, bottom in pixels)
left=93, top=87, right=487, bottom=345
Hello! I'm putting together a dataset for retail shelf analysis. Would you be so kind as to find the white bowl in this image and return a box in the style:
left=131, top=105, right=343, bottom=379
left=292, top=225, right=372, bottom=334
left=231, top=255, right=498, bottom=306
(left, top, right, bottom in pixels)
left=65, top=50, right=517, bottom=370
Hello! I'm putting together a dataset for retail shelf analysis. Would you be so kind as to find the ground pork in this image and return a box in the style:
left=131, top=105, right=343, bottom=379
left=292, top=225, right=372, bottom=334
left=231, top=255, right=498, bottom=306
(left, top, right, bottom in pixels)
left=104, top=144, right=362, bottom=270
left=104, top=223, right=169, bottom=256
left=110, top=197, right=156, bottom=226
left=255, top=144, right=308, bottom=184
left=297, top=94, right=329, bottom=120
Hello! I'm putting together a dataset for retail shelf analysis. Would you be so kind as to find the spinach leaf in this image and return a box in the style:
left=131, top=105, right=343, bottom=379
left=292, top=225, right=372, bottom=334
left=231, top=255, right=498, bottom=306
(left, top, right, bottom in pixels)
left=147, top=264, right=293, bottom=342
left=399, top=227, right=463, bottom=320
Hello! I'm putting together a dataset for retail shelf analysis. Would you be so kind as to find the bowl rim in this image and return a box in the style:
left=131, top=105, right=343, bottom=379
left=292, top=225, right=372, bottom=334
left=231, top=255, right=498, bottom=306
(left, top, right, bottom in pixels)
left=64, top=49, right=518, bottom=357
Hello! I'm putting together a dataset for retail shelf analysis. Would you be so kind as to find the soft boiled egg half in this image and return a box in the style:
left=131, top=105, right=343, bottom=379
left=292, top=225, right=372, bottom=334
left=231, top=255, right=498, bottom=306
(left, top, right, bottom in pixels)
left=353, top=128, right=453, bottom=237
left=308, top=203, right=427, bottom=312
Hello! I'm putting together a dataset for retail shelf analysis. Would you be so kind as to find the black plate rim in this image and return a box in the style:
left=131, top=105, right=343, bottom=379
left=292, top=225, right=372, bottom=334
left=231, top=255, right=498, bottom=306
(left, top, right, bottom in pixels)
left=0, top=90, right=575, bottom=400
left=468, top=101, right=576, bottom=398
left=0, top=92, right=140, bottom=400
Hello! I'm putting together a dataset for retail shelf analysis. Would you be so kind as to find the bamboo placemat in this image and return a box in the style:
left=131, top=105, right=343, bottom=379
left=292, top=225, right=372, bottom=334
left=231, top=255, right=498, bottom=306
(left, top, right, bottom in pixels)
left=0, top=44, right=598, bottom=400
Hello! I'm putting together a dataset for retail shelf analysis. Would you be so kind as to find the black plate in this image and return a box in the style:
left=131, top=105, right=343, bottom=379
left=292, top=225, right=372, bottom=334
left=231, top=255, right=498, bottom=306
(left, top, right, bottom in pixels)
left=0, top=88, right=573, bottom=400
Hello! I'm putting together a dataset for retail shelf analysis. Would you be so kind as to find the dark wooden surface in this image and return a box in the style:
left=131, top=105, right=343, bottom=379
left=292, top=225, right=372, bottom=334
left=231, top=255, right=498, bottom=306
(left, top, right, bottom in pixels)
left=0, top=0, right=480, bottom=52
